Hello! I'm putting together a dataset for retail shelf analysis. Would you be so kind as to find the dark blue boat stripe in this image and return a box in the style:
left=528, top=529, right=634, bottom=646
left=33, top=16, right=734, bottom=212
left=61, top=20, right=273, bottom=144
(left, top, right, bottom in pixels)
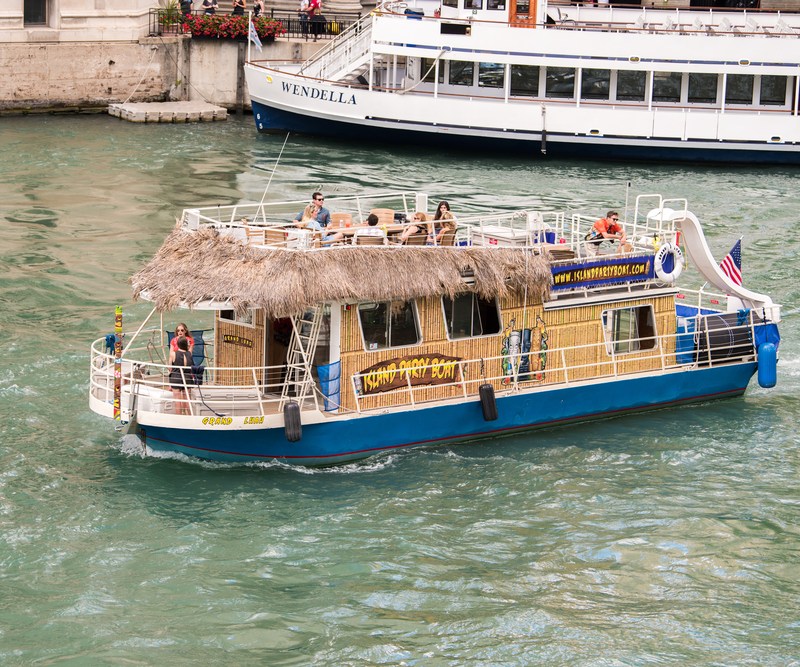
left=142, top=385, right=747, bottom=463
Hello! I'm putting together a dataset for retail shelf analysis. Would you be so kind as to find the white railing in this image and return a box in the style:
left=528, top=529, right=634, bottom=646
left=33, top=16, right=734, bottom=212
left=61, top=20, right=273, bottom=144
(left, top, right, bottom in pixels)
left=348, top=310, right=769, bottom=414
left=299, top=13, right=374, bottom=81
left=544, top=2, right=800, bottom=35
left=91, top=307, right=773, bottom=422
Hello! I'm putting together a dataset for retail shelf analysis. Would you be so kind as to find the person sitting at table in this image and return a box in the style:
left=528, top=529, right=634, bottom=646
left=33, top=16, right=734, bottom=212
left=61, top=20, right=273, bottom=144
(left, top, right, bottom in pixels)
left=293, top=192, right=343, bottom=244
left=398, top=211, right=428, bottom=244
left=584, top=210, right=626, bottom=257
left=353, top=213, right=387, bottom=245
left=428, top=201, right=456, bottom=245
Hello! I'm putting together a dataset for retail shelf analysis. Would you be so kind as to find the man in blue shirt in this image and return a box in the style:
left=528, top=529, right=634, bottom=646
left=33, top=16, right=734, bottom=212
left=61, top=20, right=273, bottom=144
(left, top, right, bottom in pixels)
left=294, top=192, right=330, bottom=231
left=293, top=192, right=344, bottom=245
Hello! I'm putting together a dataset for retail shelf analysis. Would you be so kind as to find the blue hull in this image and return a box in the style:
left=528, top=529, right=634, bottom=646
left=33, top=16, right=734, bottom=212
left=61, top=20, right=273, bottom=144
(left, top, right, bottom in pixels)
left=139, top=363, right=756, bottom=466
left=251, top=101, right=800, bottom=165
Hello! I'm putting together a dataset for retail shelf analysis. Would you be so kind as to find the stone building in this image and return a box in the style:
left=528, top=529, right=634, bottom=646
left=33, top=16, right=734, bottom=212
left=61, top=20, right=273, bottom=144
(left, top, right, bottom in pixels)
left=0, top=0, right=357, bottom=111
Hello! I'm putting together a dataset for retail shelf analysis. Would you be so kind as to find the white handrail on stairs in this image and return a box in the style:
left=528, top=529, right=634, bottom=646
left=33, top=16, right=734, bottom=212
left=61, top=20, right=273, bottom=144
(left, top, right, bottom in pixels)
left=299, top=13, right=374, bottom=82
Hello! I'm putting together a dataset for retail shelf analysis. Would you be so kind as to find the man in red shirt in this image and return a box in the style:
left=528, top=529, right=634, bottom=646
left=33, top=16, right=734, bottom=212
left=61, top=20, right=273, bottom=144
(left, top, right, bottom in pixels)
left=584, top=210, right=626, bottom=257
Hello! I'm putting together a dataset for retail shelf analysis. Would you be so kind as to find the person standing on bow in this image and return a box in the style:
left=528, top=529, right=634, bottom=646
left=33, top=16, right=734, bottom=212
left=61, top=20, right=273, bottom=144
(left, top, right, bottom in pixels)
left=170, top=323, right=195, bottom=355
left=253, top=0, right=265, bottom=18
left=201, top=0, right=218, bottom=14
left=169, top=336, right=193, bottom=416
left=232, top=0, right=245, bottom=15
left=584, top=210, right=626, bottom=257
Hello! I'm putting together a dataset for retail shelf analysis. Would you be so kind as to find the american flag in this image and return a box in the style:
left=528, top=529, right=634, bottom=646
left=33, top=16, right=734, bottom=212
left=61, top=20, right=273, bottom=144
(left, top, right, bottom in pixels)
left=720, top=239, right=742, bottom=286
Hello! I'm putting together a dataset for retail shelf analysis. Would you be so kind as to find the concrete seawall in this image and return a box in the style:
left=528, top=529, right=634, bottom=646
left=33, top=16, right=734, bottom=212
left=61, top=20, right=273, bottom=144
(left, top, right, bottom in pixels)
left=0, top=37, right=322, bottom=114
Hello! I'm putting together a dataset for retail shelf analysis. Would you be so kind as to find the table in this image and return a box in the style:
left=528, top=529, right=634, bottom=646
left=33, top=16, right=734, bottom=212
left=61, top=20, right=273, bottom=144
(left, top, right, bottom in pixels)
left=469, top=225, right=529, bottom=247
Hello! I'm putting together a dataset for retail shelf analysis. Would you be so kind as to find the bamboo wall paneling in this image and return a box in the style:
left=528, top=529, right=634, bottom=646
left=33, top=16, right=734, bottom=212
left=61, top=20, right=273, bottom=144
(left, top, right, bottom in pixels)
left=336, top=290, right=682, bottom=413
left=215, top=310, right=266, bottom=387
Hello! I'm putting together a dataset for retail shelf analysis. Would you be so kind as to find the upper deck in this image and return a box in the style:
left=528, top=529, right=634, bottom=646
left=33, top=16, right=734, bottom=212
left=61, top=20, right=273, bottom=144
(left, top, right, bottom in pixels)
left=175, top=191, right=689, bottom=304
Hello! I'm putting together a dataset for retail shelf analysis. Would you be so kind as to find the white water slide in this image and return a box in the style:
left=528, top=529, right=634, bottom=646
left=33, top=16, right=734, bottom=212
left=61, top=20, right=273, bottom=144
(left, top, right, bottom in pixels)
left=679, top=212, right=780, bottom=321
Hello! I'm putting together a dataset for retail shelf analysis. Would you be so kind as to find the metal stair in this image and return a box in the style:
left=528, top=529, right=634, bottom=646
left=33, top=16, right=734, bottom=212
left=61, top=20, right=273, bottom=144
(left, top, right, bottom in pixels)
left=280, top=305, right=324, bottom=410
left=299, top=13, right=374, bottom=81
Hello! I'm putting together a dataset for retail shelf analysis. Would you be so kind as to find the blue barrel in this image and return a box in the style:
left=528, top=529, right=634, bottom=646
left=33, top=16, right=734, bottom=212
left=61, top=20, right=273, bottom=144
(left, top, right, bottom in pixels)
left=758, top=342, right=777, bottom=388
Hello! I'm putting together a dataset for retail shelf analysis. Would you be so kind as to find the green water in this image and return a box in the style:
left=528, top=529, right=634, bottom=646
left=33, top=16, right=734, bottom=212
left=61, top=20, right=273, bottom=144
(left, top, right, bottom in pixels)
left=1, top=114, right=799, bottom=665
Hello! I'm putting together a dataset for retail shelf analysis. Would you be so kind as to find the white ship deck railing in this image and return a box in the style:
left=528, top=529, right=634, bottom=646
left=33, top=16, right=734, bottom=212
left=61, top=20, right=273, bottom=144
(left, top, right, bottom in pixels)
left=90, top=306, right=772, bottom=422
left=363, top=3, right=800, bottom=36
left=179, top=195, right=684, bottom=259
left=544, top=2, right=800, bottom=35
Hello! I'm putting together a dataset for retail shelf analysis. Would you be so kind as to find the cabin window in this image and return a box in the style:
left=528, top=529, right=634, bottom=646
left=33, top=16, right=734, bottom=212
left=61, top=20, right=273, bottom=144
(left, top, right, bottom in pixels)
left=545, top=67, right=575, bottom=99
left=478, top=62, right=504, bottom=89
left=510, top=65, right=539, bottom=97
left=725, top=74, right=754, bottom=105
left=486, top=0, right=506, bottom=9
left=442, top=294, right=501, bottom=339
left=616, top=71, right=646, bottom=101
left=442, top=0, right=458, bottom=7
left=465, top=0, right=483, bottom=8
left=602, top=305, right=657, bottom=355
left=421, top=58, right=443, bottom=84
left=760, top=76, right=787, bottom=106
left=581, top=69, right=610, bottom=100
left=652, top=71, right=682, bottom=103
left=358, top=301, right=421, bottom=351
left=449, top=60, right=475, bottom=86
left=688, top=73, right=718, bottom=104
left=219, top=309, right=255, bottom=327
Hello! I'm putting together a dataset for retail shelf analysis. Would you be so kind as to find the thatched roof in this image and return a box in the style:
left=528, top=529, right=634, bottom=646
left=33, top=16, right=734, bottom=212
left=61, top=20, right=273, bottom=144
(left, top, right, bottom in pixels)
left=131, top=228, right=552, bottom=317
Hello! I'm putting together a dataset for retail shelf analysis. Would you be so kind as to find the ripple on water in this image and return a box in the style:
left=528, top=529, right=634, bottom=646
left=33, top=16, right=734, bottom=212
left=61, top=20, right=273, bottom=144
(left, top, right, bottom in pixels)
left=0, top=115, right=798, bottom=665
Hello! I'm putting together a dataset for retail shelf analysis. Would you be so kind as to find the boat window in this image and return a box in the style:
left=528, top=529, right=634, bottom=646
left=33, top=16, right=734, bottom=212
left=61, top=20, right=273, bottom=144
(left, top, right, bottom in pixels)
left=545, top=67, right=575, bottom=99
left=478, top=62, right=505, bottom=89
left=616, top=71, right=646, bottom=101
left=652, top=71, right=682, bottom=103
left=602, top=305, right=657, bottom=355
left=760, top=75, right=787, bottom=106
left=449, top=60, right=475, bottom=86
left=725, top=74, right=754, bottom=105
left=442, top=294, right=501, bottom=339
left=442, top=0, right=458, bottom=7
left=688, top=73, right=718, bottom=104
left=421, top=58, right=443, bottom=84
left=510, top=65, right=539, bottom=97
left=581, top=69, right=610, bottom=100
left=465, top=0, right=483, bottom=8
left=358, top=301, right=421, bottom=351
left=486, top=0, right=505, bottom=9
left=219, top=309, right=255, bottom=327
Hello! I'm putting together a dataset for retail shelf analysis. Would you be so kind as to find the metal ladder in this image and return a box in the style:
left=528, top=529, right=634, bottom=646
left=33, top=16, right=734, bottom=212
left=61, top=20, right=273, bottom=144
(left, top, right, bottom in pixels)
left=279, top=305, right=324, bottom=410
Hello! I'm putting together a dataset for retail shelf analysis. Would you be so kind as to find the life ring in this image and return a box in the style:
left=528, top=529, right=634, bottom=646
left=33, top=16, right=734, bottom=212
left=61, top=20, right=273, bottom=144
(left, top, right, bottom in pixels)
left=654, top=242, right=684, bottom=283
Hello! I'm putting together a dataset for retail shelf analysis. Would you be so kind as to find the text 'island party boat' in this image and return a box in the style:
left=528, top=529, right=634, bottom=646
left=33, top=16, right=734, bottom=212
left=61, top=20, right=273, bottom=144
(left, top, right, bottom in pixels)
left=89, top=190, right=781, bottom=465
left=245, top=0, right=800, bottom=164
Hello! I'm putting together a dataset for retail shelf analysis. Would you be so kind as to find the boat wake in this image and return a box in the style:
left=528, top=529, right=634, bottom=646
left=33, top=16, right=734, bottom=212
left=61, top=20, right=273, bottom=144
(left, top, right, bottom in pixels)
left=116, top=433, right=399, bottom=473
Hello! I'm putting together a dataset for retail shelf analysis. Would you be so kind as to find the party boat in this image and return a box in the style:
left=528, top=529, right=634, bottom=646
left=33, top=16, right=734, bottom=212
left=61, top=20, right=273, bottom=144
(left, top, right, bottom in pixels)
left=244, top=0, right=800, bottom=164
left=89, top=190, right=781, bottom=465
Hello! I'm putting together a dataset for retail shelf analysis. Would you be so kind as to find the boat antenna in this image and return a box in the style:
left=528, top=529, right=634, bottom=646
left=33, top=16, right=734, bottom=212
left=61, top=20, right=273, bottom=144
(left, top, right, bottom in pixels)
left=624, top=181, right=631, bottom=223
left=257, top=132, right=291, bottom=222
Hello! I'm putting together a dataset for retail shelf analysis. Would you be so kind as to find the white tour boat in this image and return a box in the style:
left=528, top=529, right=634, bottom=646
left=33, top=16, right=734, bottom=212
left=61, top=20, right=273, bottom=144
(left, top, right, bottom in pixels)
left=88, top=190, right=781, bottom=466
left=245, top=1, right=800, bottom=164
